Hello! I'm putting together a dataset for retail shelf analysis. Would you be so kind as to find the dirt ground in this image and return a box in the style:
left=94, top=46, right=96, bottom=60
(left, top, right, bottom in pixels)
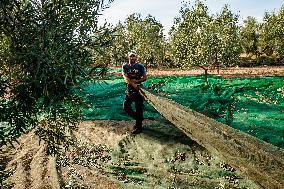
left=1, top=119, right=259, bottom=189
left=2, top=66, right=282, bottom=189
left=146, top=66, right=284, bottom=77
left=112, top=66, right=284, bottom=77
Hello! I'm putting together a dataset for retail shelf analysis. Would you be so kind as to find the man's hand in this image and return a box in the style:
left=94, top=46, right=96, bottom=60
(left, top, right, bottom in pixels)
left=131, top=79, right=139, bottom=84
left=123, top=76, right=142, bottom=91
left=124, top=77, right=131, bottom=84
left=132, top=83, right=140, bottom=91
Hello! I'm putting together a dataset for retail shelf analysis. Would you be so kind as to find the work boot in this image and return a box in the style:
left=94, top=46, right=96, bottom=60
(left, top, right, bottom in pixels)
left=131, top=128, right=142, bottom=134
left=131, top=123, right=142, bottom=134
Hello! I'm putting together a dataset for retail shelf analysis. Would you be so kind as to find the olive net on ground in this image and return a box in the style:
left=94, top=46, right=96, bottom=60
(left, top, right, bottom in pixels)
left=79, top=78, right=160, bottom=121
left=79, top=75, right=284, bottom=149
left=140, top=88, right=284, bottom=189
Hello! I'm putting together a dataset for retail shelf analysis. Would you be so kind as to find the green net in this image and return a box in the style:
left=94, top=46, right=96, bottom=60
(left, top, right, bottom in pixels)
left=147, top=75, right=284, bottom=149
left=79, top=78, right=160, bottom=121
left=80, top=73, right=284, bottom=149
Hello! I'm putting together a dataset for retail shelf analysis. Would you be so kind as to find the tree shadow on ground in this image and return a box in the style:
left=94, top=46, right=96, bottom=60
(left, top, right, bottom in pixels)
left=142, top=121, right=199, bottom=147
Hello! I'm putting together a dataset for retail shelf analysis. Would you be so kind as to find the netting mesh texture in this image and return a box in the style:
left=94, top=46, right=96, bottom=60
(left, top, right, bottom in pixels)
left=79, top=74, right=284, bottom=149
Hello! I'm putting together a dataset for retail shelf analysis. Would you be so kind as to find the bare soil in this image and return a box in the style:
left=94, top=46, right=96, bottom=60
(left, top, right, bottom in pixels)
left=1, top=119, right=258, bottom=189
left=113, top=66, right=284, bottom=77
left=147, top=66, right=284, bottom=77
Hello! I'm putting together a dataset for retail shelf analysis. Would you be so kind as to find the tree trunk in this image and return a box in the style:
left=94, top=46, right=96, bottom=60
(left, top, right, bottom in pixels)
left=198, top=66, right=209, bottom=85
left=204, top=69, right=208, bottom=85
left=215, top=53, right=220, bottom=75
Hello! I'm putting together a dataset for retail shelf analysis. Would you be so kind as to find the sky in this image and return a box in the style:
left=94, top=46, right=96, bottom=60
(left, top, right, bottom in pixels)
left=98, top=0, right=284, bottom=35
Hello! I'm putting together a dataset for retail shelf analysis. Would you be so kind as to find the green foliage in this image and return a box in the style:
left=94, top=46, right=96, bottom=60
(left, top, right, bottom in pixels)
left=214, top=5, right=242, bottom=67
left=0, top=0, right=114, bottom=154
left=92, top=13, right=167, bottom=68
left=240, top=16, right=261, bottom=56
left=92, top=22, right=127, bottom=67
left=170, top=0, right=212, bottom=68
left=126, top=13, right=166, bottom=67
left=262, top=6, right=284, bottom=58
left=107, top=22, right=129, bottom=66
left=170, top=1, right=241, bottom=72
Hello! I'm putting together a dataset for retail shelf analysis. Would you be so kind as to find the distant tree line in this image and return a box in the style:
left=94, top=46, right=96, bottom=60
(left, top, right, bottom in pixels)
left=97, top=0, right=284, bottom=70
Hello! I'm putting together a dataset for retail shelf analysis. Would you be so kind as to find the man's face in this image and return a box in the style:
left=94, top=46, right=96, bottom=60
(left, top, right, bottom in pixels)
left=129, top=54, right=137, bottom=64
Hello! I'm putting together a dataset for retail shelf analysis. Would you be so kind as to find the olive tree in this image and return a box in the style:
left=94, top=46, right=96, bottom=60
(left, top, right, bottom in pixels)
left=170, top=0, right=212, bottom=74
left=0, top=0, right=114, bottom=154
left=126, top=13, right=166, bottom=67
left=214, top=5, right=242, bottom=71
left=92, top=22, right=129, bottom=67
left=92, top=14, right=167, bottom=68
left=261, top=6, right=284, bottom=59
left=110, top=22, right=129, bottom=66
left=240, top=16, right=261, bottom=57
left=170, top=1, right=241, bottom=83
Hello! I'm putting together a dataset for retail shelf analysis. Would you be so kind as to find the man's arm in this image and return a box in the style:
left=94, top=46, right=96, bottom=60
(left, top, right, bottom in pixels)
left=123, top=75, right=140, bottom=91
left=132, top=73, right=147, bottom=84
left=123, top=74, right=131, bottom=84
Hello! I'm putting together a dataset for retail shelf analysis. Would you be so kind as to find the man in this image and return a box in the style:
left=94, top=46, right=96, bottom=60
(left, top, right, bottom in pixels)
left=122, top=50, right=147, bottom=134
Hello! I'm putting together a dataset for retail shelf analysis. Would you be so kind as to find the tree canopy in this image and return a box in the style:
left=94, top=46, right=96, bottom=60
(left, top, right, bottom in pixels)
left=261, top=6, right=284, bottom=58
left=0, top=0, right=114, bottom=154
left=170, top=0, right=241, bottom=80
